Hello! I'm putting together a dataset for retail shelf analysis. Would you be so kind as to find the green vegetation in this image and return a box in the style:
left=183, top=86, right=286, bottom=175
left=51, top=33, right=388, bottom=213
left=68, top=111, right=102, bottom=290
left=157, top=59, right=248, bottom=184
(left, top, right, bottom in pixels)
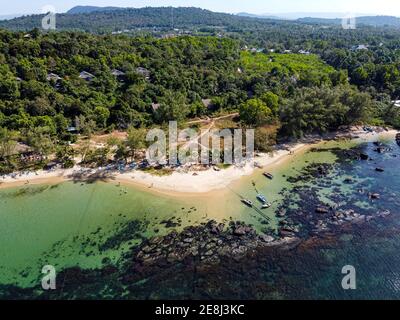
left=241, top=52, right=336, bottom=85
left=1, top=9, right=400, bottom=174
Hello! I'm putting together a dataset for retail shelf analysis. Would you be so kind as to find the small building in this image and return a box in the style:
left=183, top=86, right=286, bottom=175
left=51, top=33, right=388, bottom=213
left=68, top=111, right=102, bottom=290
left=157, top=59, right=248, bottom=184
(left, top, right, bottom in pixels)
left=47, top=73, right=62, bottom=82
left=284, top=50, right=292, bottom=54
left=299, top=50, right=311, bottom=55
left=79, top=71, right=95, bottom=81
left=136, top=67, right=151, bottom=80
left=111, top=69, right=125, bottom=77
left=162, top=34, right=176, bottom=39
left=351, top=44, right=368, bottom=51
left=151, top=103, right=160, bottom=113
left=201, top=99, right=214, bottom=111
left=392, top=100, right=400, bottom=107
left=67, top=126, right=78, bottom=133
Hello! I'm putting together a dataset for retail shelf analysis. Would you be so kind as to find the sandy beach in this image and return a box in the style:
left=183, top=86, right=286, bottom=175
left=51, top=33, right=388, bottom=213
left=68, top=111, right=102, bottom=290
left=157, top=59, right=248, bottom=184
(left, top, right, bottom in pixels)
left=1, top=127, right=397, bottom=193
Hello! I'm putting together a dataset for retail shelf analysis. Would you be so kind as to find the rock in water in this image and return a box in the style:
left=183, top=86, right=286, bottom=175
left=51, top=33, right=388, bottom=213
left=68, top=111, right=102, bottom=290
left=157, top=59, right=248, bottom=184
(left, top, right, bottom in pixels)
left=369, top=193, right=380, bottom=199
left=316, top=207, right=329, bottom=214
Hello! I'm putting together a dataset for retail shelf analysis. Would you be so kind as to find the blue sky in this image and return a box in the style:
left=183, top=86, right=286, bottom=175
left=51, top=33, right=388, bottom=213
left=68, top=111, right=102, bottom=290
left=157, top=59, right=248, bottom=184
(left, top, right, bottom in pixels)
left=1, top=0, right=399, bottom=16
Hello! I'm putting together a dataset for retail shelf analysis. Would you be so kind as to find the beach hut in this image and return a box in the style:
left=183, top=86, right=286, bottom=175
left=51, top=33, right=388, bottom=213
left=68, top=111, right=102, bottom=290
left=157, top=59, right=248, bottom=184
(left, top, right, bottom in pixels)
left=136, top=67, right=151, bottom=80
left=47, top=73, right=62, bottom=82
left=79, top=71, right=95, bottom=81
left=111, top=69, right=125, bottom=77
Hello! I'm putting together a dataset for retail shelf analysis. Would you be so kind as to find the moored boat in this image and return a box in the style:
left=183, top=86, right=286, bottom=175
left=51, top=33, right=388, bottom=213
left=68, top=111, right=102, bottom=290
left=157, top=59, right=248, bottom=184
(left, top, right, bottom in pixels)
left=256, top=194, right=267, bottom=203
left=261, top=203, right=272, bottom=209
left=241, top=199, right=253, bottom=207
left=263, top=172, right=274, bottom=179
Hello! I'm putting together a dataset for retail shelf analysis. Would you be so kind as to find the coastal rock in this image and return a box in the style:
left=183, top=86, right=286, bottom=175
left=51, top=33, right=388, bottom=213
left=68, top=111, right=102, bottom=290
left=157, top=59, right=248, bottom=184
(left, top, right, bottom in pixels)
left=259, top=235, right=274, bottom=243
left=316, top=207, right=329, bottom=214
left=375, top=147, right=386, bottom=154
left=277, top=209, right=286, bottom=217
left=369, top=193, right=380, bottom=200
left=233, top=226, right=247, bottom=236
left=360, top=153, right=369, bottom=160
left=210, top=223, right=225, bottom=234
left=149, top=236, right=163, bottom=245
left=377, top=210, right=391, bottom=217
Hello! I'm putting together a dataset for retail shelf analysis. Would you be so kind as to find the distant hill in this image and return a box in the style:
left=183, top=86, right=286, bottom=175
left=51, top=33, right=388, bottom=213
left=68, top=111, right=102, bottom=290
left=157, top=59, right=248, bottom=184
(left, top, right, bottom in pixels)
left=0, top=6, right=399, bottom=33
left=236, top=12, right=280, bottom=20
left=237, top=12, right=356, bottom=20
left=66, top=6, right=124, bottom=14
left=0, top=7, right=281, bottom=33
left=0, top=14, right=23, bottom=20
left=298, top=15, right=400, bottom=27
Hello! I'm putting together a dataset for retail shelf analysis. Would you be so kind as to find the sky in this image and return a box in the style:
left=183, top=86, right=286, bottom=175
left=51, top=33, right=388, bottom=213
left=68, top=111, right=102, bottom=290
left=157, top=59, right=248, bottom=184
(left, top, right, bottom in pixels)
left=1, top=0, right=400, bottom=16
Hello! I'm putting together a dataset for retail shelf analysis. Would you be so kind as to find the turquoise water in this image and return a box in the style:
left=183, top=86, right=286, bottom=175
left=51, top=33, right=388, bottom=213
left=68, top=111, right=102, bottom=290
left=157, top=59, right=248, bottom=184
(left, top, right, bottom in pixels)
left=1, top=136, right=400, bottom=299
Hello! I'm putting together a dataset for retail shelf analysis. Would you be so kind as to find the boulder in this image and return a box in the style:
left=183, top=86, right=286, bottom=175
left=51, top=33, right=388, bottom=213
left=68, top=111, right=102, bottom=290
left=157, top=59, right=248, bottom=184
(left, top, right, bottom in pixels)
left=370, top=193, right=380, bottom=200
left=259, top=235, right=274, bottom=243
left=316, top=207, right=329, bottom=214
left=233, top=226, right=247, bottom=236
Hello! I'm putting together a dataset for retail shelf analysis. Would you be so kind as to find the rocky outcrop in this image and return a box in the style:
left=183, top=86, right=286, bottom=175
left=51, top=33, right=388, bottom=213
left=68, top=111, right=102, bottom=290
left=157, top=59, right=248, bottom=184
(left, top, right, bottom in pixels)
left=132, top=220, right=298, bottom=268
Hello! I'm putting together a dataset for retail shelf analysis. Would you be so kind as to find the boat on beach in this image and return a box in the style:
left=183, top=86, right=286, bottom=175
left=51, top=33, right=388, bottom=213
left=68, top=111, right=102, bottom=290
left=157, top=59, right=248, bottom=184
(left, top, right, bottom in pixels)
left=263, top=172, right=274, bottom=179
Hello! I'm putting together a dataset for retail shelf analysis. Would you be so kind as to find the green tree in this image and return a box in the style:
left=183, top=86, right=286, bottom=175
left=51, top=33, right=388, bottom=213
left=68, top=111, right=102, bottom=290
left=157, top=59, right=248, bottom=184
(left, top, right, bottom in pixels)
left=155, top=91, right=189, bottom=123
left=26, top=127, right=54, bottom=159
left=126, top=126, right=147, bottom=161
left=94, top=106, right=110, bottom=129
left=239, top=98, right=273, bottom=126
left=260, top=92, right=279, bottom=116
left=0, top=128, right=18, bottom=162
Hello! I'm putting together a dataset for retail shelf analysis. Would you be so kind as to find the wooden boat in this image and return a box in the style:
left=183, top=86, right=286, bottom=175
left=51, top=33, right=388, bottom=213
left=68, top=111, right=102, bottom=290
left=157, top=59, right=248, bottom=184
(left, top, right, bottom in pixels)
left=256, top=194, right=267, bottom=204
left=261, top=203, right=272, bottom=209
left=241, top=199, right=253, bottom=207
left=263, top=172, right=274, bottom=180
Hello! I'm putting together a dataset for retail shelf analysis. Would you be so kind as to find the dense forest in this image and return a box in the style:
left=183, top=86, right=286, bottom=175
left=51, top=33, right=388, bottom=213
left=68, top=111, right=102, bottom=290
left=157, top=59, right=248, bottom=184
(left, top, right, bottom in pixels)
left=0, top=7, right=400, bottom=173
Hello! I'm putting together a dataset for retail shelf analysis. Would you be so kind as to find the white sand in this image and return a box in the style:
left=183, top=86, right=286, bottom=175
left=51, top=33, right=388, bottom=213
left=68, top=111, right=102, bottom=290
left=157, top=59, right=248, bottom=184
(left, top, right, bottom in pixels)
left=116, top=143, right=307, bottom=193
left=1, top=128, right=397, bottom=193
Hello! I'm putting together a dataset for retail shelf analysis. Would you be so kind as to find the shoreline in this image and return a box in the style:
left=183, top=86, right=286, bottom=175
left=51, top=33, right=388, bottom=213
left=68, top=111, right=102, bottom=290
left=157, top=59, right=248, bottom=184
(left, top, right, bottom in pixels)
left=0, top=127, right=397, bottom=194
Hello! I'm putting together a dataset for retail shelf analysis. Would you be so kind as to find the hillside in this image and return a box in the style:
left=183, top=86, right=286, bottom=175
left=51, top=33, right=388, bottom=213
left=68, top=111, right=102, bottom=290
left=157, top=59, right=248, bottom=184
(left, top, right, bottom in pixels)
left=0, top=7, right=276, bottom=33
left=66, top=6, right=123, bottom=14
left=298, top=15, right=400, bottom=27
